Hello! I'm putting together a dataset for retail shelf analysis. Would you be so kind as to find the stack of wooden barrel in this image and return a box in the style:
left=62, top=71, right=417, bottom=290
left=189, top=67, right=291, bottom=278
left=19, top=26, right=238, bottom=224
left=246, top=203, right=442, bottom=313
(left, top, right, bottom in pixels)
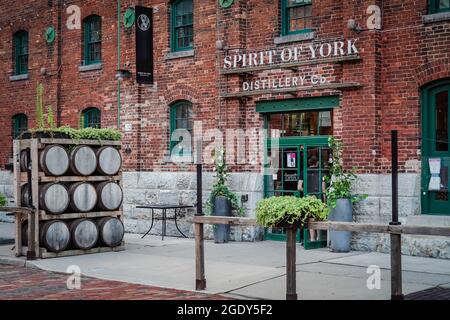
left=15, top=138, right=125, bottom=258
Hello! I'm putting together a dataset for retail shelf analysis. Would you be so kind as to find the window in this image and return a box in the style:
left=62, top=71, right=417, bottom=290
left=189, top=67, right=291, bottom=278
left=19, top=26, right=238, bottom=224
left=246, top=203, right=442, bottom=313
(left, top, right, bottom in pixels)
left=13, top=31, right=28, bottom=75
left=171, top=0, right=193, bottom=51
left=281, top=0, right=312, bottom=35
left=268, top=110, right=332, bottom=138
left=83, top=15, right=102, bottom=65
left=82, top=108, right=101, bottom=128
left=430, top=0, right=450, bottom=14
left=170, top=101, right=193, bottom=157
left=12, top=114, right=28, bottom=139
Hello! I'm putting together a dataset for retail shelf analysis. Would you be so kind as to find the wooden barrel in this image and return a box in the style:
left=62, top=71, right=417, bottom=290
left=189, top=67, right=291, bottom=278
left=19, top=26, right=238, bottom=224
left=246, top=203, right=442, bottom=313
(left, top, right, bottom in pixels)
left=69, top=182, right=97, bottom=212
left=39, top=144, right=69, bottom=176
left=96, top=182, right=123, bottom=211
left=20, top=150, right=29, bottom=172
left=21, top=183, right=31, bottom=207
left=69, top=145, right=97, bottom=176
left=40, top=220, right=70, bottom=252
left=96, top=146, right=122, bottom=176
left=97, top=217, right=124, bottom=247
left=69, top=218, right=98, bottom=250
left=39, top=183, right=70, bottom=214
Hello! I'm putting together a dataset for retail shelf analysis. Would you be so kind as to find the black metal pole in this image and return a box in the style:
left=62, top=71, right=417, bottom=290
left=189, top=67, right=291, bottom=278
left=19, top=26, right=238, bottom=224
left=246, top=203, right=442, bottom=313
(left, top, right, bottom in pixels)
left=391, top=130, right=399, bottom=224
left=195, top=140, right=203, bottom=216
left=390, top=130, right=403, bottom=300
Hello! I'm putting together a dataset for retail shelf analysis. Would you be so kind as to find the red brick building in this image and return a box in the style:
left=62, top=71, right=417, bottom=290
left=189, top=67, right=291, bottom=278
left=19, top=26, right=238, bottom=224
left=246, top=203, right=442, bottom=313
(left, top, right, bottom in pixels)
left=1, top=0, right=450, bottom=257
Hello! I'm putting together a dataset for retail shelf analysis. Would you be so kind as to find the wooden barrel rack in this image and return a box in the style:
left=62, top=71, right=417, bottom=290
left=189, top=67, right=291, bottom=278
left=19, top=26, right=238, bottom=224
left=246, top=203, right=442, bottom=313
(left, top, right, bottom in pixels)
left=13, top=138, right=125, bottom=259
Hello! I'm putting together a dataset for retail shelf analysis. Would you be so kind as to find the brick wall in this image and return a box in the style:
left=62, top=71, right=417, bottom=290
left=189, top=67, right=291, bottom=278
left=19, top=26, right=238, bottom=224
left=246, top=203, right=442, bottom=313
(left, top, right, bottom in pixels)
left=0, top=0, right=449, bottom=174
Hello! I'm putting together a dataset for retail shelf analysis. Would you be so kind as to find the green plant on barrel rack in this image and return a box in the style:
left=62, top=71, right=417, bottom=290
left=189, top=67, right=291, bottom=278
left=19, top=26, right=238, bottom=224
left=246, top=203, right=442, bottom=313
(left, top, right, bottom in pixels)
left=35, top=83, right=45, bottom=130
left=324, top=136, right=367, bottom=208
left=256, top=195, right=329, bottom=228
left=78, top=128, right=122, bottom=141
left=206, top=148, right=244, bottom=217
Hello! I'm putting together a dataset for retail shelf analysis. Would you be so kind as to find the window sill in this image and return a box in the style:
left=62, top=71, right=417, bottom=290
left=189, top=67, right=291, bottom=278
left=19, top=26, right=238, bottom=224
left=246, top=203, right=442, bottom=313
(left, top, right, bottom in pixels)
left=9, top=74, right=29, bottom=81
left=165, top=49, right=195, bottom=60
left=274, top=31, right=315, bottom=45
left=79, top=63, right=103, bottom=72
left=423, top=12, right=450, bottom=24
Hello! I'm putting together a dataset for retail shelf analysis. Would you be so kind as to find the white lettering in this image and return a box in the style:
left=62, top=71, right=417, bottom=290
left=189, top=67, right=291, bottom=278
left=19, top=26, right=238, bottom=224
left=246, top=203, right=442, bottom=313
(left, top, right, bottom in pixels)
left=320, top=43, right=332, bottom=58
left=348, top=39, right=359, bottom=55
left=223, top=55, right=232, bottom=69
left=66, top=5, right=81, bottom=30
left=280, top=48, right=292, bottom=62
left=367, top=5, right=382, bottom=30
left=334, top=41, right=345, bottom=56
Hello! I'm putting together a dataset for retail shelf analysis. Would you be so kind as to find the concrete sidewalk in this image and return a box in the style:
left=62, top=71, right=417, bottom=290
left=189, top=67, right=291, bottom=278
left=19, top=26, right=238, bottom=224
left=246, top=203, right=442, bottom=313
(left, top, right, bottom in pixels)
left=1, top=222, right=449, bottom=300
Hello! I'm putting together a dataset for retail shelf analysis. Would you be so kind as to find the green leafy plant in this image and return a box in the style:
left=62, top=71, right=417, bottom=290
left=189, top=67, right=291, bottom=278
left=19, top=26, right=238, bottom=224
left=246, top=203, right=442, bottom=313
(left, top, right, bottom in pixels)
left=256, top=196, right=328, bottom=227
left=78, top=127, right=122, bottom=141
left=35, top=83, right=45, bottom=130
left=206, top=148, right=244, bottom=216
left=0, top=193, right=7, bottom=207
left=46, top=105, right=56, bottom=130
left=325, top=136, right=367, bottom=208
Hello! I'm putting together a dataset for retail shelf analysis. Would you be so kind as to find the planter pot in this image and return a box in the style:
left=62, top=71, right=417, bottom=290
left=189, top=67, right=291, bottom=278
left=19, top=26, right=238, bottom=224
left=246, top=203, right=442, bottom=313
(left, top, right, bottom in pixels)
left=212, top=196, right=231, bottom=243
left=329, top=198, right=352, bottom=252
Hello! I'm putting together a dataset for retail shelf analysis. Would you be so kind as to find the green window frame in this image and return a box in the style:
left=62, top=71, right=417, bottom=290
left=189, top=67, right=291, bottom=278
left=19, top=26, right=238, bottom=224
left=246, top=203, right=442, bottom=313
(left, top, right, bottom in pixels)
left=429, top=0, right=450, bottom=14
left=14, top=31, right=28, bottom=75
left=281, top=0, right=312, bottom=36
left=82, top=107, right=101, bottom=128
left=171, top=0, right=194, bottom=52
left=12, top=114, right=28, bottom=139
left=83, top=15, right=102, bottom=65
left=170, top=101, right=193, bottom=156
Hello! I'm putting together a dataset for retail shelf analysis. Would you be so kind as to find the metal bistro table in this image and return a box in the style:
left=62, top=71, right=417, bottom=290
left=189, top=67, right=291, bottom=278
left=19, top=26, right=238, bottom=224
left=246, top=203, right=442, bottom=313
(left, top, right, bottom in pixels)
left=136, top=204, right=195, bottom=240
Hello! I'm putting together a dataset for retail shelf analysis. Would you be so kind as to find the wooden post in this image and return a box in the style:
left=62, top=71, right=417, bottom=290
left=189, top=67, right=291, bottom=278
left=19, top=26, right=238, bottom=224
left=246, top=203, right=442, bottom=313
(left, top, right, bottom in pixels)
left=286, top=226, right=297, bottom=300
left=195, top=222, right=206, bottom=290
left=28, top=139, right=40, bottom=260
left=390, top=232, right=404, bottom=300
left=13, top=140, right=22, bottom=257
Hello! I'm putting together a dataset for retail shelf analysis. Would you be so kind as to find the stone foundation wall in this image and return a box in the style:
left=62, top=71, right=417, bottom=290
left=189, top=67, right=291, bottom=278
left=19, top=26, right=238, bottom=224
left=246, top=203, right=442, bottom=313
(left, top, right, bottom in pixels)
left=122, top=171, right=265, bottom=241
left=0, top=170, right=14, bottom=223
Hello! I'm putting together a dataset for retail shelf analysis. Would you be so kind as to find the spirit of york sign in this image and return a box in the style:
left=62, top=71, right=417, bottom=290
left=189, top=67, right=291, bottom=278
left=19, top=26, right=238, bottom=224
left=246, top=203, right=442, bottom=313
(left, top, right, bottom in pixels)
left=223, top=39, right=359, bottom=69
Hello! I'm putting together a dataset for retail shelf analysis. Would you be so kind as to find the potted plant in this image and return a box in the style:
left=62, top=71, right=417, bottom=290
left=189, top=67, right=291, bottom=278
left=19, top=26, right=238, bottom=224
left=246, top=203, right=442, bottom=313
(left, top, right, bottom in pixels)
left=0, top=193, right=7, bottom=207
left=256, top=195, right=329, bottom=229
left=325, top=137, right=367, bottom=252
left=207, top=148, right=244, bottom=243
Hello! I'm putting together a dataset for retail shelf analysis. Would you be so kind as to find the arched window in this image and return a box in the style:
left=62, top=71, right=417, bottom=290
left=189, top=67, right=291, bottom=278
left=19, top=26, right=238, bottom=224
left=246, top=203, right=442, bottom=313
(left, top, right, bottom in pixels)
left=83, top=15, right=102, bottom=65
left=13, top=30, right=29, bottom=75
left=12, top=114, right=28, bottom=139
left=82, top=107, right=101, bottom=128
left=170, top=101, right=193, bottom=156
left=281, top=0, right=312, bottom=36
left=171, top=0, right=194, bottom=52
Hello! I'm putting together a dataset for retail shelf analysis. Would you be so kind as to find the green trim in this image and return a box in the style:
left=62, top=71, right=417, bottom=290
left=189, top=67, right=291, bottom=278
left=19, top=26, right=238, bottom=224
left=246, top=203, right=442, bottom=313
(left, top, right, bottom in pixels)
left=14, top=31, right=28, bottom=75
left=171, top=0, right=194, bottom=52
left=82, top=107, right=101, bottom=128
left=12, top=114, right=28, bottom=139
left=429, top=0, right=450, bottom=14
left=83, top=15, right=102, bottom=66
left=256, top=96, right=339, bottom=113
left=281, top=0, right=313, bottom=36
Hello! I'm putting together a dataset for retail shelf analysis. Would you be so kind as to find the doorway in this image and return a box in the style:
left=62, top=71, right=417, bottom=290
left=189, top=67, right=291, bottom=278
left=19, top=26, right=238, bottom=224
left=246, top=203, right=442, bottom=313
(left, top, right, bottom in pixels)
left=421, top=80, right=450, bottom=215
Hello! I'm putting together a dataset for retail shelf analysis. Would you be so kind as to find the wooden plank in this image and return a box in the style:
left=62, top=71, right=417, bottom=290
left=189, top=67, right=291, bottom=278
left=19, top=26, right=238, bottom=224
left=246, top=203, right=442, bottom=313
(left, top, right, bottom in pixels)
left=39, top=211, right=122, bottom=220
left=286, top=227, right=297, bottom=300
left=195, top=223, right=206, bottom=290
left=13, top=140, right=23, bottom=257
left=220, top=55, right=361, bottom=75
left=34, top=244, right=125, bottom=259
left=0, top=207, right=33, bottom=214
left=309, top=221, right=450, bottom=237
left=20, top=172, right=121, bottom=183
left=220, top=82, right=363, bottom=98
left=14, top=212, right=22, bottom=257
left=39, top=138, right=121, bottom=146
left=193, top=216, right=257, bottom=226
left=30, top=139, right=39, bottom=259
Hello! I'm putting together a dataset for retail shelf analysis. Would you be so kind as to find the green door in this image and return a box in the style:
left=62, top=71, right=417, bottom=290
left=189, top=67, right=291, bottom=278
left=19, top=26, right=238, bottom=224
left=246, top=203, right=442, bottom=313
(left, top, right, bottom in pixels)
left=264, top=138, right=331, bottom=247
left=422, top=82, right=450, bottom=215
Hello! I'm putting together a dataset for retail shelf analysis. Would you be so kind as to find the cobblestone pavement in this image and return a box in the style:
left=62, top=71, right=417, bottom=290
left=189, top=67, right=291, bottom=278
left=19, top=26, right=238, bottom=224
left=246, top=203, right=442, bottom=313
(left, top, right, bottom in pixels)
left=0, top=265, right=229, bottom=300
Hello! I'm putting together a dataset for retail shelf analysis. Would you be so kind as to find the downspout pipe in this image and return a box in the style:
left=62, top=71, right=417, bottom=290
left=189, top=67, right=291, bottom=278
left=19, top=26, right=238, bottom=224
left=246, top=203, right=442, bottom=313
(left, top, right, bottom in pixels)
left=117, top=0, right=121, bottom=128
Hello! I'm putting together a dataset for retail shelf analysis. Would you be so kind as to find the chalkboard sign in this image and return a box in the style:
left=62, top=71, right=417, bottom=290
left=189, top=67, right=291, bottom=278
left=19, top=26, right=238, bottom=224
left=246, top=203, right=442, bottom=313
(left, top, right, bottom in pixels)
left=135, top=6, right=153, bottom=84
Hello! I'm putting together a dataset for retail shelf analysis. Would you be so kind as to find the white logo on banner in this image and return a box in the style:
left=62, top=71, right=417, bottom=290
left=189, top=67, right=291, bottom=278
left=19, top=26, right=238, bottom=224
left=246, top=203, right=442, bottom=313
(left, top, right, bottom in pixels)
left=137, top=14, right=150, bottom=31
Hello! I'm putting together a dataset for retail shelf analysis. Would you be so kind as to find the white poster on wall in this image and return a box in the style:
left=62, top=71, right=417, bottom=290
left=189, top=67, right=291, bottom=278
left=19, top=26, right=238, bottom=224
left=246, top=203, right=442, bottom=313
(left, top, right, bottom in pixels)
left=428, top=158, right=441, bottom=191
